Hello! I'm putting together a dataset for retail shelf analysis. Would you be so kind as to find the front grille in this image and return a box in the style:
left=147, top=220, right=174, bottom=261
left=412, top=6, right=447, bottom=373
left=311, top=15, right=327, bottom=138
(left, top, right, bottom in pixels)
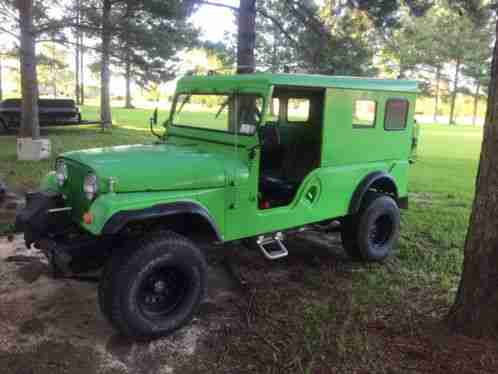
left=61, top=160, right=92, bottom=220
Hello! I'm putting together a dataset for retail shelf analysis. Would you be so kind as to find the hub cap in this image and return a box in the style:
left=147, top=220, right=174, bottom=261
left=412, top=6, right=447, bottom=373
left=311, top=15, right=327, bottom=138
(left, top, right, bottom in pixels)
left=138, top=266, right=188, bottom=319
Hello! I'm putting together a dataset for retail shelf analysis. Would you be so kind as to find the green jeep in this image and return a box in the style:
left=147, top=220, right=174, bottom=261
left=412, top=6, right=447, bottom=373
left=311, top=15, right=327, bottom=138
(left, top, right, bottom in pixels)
left=16, top=73, right=418, bottom=339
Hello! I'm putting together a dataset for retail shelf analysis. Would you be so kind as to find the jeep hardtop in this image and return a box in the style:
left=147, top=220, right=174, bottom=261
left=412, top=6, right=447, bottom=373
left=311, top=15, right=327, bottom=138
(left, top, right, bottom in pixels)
left=17, top=73, right=418, bottom=338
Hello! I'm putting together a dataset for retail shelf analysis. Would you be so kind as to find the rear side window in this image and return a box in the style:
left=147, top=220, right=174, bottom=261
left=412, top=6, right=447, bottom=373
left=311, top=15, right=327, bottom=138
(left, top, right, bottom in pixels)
left=287, top=98, right=310, bottom=122
left=385, top=99, right=409, bottom=130
left=353, top=100, right=376, bottom=128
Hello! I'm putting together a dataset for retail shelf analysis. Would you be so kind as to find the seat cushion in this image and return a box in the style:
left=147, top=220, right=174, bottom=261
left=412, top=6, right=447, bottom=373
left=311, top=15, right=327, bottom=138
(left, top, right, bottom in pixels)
left=259, top=175, right=298, bottom=206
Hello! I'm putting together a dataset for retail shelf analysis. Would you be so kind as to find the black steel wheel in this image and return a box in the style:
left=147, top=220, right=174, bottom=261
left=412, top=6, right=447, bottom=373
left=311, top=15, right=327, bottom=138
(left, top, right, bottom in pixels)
left=137, top=266, right=189, bottom=319
left=341, top=192, right=400, bottom=262
left=98, top=231, right=207, bottom=339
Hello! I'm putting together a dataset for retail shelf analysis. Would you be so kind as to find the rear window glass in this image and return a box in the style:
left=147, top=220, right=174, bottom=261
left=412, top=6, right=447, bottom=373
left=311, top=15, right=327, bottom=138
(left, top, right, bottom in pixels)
left=353, top=100, right=376, bottom=128
left=287, top=98, right=310, bottom=122
left=385, top=99, right=409, bottom=130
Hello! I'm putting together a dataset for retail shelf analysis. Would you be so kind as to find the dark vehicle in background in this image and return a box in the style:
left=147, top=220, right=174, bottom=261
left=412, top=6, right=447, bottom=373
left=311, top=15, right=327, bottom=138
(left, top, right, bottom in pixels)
left=0, top=99, right=86, bottom=132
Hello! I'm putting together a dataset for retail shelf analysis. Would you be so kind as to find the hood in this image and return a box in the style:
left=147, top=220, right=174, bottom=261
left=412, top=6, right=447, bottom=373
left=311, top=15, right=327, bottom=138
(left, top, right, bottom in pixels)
left=62, top=143, right=246, bottom=192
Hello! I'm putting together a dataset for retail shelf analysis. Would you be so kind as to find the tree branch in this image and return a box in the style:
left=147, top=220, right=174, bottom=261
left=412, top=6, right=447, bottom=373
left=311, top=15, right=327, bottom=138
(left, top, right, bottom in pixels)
left=35, top=19, right=101, bottom=35
left=255, top=7, right=299, bottom=48
left=196, top=1, right=239, bottom=12
left=255, top=6, right=323, bottom=69
left=0, top=1, right=19, bottom=22
left=283, top=0, right=328, bottom=37
left=0, top=25, right=19, bottom=40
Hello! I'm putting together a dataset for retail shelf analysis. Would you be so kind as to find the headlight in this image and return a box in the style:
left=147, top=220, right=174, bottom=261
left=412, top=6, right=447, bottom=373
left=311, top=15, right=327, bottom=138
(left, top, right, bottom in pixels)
left=83, top=173, right=98, bottom=201
left=55, top=160, right=68, bottom=186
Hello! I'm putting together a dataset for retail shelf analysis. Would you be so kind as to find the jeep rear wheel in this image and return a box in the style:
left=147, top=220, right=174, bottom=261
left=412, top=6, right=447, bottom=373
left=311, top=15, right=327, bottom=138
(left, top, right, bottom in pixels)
left=341, top=192, right=400, bottom=262
left=98, top=231, right=207, bottom=339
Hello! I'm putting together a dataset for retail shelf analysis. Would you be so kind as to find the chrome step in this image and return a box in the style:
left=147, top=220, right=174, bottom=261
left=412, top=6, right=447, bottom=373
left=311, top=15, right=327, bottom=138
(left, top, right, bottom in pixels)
left=256, top=232, right=289, bottom=260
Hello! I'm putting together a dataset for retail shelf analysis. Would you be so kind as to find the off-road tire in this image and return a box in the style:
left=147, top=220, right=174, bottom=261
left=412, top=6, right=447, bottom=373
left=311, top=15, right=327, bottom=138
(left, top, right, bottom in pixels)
left=98, top=231, right=207, bottom=339
left=341, top=192, right=400, bottom=262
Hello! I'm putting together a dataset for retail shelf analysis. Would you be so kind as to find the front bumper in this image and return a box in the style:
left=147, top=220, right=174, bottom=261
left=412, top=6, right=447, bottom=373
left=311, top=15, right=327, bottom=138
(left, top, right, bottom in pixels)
left=15, top=191, right=71, bottom=247
left=16, top=191, right=112, bottom=274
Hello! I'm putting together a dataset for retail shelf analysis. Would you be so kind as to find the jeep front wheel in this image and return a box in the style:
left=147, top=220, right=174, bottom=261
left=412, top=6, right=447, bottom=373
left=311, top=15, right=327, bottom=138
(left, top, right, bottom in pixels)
left=98, top=231, right=207, bottom=339
left=341, top=192, right=400, bottom=262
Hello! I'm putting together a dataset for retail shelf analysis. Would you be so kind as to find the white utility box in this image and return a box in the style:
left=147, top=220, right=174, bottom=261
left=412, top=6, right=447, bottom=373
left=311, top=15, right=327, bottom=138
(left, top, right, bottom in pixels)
left=17, top=138, right=51, bottom=161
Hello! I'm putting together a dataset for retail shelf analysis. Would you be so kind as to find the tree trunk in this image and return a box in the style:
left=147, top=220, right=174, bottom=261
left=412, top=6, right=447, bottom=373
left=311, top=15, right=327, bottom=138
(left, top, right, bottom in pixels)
left=75, top=0, right=80, bottom=105
left=124, top=55, right=134, bottom=109
left=447, top=20, right=498, bottom=339
left=0, top=56, right=3, bottom=101
left=80, top=34, right=84, bottom=105
left=472, top=80, right=481, bottom=127
left=271, top=18, right=278, bottom=73
left=17, top=0, right=40, bottom=139
left=237, top=0, right=256, bottom=74
left=433, top=67, right=441, bottom=124
left=51, top=42, right=57, bottom=99
left=100, top=0, right=112, bottom=130
left=449, top=58, right=461, bottom=125
left=75, top=40, right=80, bottom=104
left=398, top=57, right=405, bottom=79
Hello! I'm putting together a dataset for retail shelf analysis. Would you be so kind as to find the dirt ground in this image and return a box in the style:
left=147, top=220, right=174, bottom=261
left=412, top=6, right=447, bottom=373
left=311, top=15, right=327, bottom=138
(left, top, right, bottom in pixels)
left=2, top=233, right=498, bottom=374
left=0, top=234, right=242, bottom=374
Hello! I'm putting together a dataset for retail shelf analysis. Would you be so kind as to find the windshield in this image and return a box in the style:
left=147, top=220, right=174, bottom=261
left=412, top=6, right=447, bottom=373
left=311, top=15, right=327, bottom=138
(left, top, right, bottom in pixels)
left=172, top=94, right=263, bottom=135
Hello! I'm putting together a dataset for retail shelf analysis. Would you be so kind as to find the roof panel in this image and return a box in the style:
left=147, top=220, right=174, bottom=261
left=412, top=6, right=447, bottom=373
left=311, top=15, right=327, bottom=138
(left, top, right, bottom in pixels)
left=177, top=73, right=419, bottom=93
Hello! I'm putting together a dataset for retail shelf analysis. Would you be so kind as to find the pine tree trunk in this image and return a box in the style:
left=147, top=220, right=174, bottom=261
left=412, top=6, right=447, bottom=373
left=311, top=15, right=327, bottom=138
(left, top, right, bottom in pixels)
left=447, top=20, right=498, bottom=339
left=75, top=0, right=80, bottom=105
left=433, top=67, right=441, bottom=124
left=17, top=0, right=40, bottom=139
left=51, top=43, right=57, bottom=99
left=124, top=55, right=134, bottom=109
left=74, top=0, right=80, bottom=105
left=80, top=35, right=84, bottom=105
left=237, top=0, right=256, bottom=74
left=100, top=0, right=112, bottom=130
left=472, top=80, right=481, bottom=127
left=0, top=56, right=3, bottom=101
left=449, top=59, right=461, bottom=125
left=75, top=41, right=80, bottom=104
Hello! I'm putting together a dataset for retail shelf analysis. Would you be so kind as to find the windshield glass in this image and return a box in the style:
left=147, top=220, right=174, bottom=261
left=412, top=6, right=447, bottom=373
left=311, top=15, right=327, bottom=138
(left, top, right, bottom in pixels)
left=172, top=94, right=263, bottom=135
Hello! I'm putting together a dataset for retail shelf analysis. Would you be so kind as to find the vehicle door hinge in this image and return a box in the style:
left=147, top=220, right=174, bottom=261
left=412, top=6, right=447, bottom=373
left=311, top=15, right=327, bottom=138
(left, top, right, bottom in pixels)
left=228, top=179, right=238, bottom=209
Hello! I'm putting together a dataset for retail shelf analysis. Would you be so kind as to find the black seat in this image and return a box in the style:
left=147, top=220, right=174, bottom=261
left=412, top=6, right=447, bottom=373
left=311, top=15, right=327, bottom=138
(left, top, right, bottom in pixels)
left=259, top=175, right=298, bottom=206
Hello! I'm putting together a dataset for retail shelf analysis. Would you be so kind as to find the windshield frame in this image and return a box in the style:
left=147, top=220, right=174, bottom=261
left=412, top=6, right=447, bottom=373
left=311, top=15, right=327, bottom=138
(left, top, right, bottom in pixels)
left=169, top=92, right=266, bottom=137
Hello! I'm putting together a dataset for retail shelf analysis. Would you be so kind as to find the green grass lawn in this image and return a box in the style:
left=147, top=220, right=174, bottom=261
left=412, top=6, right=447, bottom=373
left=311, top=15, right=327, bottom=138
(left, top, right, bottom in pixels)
left=0, top=106, right=483, bottom=290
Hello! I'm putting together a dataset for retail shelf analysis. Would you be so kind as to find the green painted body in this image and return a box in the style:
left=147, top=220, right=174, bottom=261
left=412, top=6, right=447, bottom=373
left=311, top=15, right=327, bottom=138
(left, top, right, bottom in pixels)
left=42, top=73, right=417, bottom=242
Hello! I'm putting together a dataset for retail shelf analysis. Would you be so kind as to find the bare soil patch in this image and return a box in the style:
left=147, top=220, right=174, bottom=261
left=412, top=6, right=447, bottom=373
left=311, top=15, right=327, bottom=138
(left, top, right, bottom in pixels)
left=1, top=233, right=497, bottom=374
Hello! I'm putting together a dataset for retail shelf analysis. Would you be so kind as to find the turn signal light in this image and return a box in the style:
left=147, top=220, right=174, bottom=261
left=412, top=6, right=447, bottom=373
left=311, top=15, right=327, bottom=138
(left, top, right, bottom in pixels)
left=83, top=212, right=93, bottom=225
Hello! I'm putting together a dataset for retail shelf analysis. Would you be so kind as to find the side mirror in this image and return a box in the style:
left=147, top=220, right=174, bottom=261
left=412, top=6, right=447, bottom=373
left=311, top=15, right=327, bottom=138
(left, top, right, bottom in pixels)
left=150, top=108, right=158, bottom=126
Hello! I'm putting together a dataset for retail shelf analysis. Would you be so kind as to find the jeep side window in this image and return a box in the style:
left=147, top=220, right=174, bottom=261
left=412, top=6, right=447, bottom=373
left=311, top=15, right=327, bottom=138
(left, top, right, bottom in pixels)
left=385, top=98, right=409, bottom=130
left=353, top=100, right=376, bottom=128
left=287, top=98, right=310, bottom=123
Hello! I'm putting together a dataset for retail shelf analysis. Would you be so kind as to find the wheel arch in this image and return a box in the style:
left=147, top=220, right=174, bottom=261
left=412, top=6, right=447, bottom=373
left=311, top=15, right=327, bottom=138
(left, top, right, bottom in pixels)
left=102, top=201, right=223, bottom=243
left=348, top=171, right=400, bottom=214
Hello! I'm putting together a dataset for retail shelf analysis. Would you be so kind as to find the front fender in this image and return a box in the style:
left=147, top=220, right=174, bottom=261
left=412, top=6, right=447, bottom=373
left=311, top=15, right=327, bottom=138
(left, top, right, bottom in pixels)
left=81, top=189, right=225, bottom=240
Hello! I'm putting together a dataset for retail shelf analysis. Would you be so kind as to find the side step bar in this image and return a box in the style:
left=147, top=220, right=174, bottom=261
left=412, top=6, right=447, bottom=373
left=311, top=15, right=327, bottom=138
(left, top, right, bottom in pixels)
left=256, top=232, right=289, bottom=260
